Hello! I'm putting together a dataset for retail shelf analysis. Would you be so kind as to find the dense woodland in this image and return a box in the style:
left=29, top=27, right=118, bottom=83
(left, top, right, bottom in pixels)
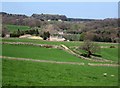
left=1, top=12, right=120, bottom=43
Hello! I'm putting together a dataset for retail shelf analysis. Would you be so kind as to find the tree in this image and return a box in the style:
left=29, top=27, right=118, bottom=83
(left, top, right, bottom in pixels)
left=42, top=31, right=50, bottom=40
left=17, top=29, right=21, bottom=36
left=35, top=29, right=39, bottom=36
left=80, top=40, right=100, bottom=57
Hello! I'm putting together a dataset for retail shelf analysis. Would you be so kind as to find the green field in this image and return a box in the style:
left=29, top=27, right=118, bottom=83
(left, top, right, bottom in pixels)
left=2, top=38, right=119, bottom=86
left=99, top=48, right=118, bottom=62
left=2, top=38, right=119, bottom=62
left=75, top=47, right=118, bottom=62
left=6, top=25, right=30, bottom=32
left=3, top=59, right=118, bottom=86
left=2, top=44, right=92, bottom=63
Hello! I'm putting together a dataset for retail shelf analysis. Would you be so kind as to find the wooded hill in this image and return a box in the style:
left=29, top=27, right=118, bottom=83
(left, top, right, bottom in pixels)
left=1, top=12, right=120, bottom=43
left=0, top=12, right=95, bottom=22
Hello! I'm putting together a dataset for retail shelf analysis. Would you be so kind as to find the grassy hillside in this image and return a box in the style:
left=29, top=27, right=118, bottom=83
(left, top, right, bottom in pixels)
left=6, top=24, right=30, bottom=32
left=3, top=59, right=118, bottom=86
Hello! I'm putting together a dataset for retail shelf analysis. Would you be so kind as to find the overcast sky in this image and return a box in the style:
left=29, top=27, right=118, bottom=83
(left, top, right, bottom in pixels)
left=2, top=2, right=118, bottom=19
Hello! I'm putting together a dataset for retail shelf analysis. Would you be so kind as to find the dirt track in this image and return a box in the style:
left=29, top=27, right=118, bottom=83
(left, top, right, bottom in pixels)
left=1, top=56, right=119, bottom=67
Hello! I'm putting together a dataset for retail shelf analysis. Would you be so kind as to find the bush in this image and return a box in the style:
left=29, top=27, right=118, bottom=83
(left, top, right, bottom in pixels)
left=43, top=45, right=53, bottom=48
left=110, top=46, right=116, bottom=48
left=42, top=31, right=50, bottom=40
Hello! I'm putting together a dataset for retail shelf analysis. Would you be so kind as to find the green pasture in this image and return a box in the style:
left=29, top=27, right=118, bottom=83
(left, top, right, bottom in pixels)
left=2, top=59, right=118, bottom=86
left=74, top=47, right=118, bottom=62
left=99, top=48, right=118, bottom=62
left=2, top=38, right=119, bottom=86
left=2, top=38, right=119, bottom=62
left=2, top=44, right=91, bottom=63
left=6, top=25, right=30, bottom=32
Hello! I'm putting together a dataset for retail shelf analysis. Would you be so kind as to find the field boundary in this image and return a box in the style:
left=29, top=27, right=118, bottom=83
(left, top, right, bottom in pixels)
left=1, top=56, right=85, bottom=66
left=1, top=42, right=59, bottom=48
left=1, top=56, right=119, bottom=67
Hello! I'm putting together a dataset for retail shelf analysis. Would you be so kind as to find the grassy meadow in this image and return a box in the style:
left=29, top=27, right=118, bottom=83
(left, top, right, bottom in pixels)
left=3, top=59, right=118, bottom=86
left=2, top=44, right=90, bottom=63
left=2, top=38, right=118, bottom=62
left=2, top=38, right=119, bottom=86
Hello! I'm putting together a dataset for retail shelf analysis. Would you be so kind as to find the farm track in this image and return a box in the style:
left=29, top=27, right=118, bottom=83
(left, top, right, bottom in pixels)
left=1, top=56, right=119, bottom=67
left=1, top=56, right=85, bottom=66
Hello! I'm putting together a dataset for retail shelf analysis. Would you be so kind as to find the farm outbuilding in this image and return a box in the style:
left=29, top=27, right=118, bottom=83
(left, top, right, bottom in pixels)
left=48, top=36, right=65, bottom=41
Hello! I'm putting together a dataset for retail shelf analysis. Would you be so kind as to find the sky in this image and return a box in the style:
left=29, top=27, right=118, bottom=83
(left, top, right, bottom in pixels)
left=1, top=2, right=118, bottom=19
left=1, top=0, right=120, bottom=2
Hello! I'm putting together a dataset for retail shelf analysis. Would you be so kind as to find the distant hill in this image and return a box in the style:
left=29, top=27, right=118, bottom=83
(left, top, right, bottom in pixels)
left=1, top=12, right=28, bottom=25
left=31, top=13, right=67, bottom=21
left=0, top=12, right=27, bottom=19
left=0, top=12, right=95, bottom=22
left=67, top=18, right=95, bottom=21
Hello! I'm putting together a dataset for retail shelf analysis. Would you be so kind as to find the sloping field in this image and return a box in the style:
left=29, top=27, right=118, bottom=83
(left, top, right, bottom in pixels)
left=2, top=59, right=118, bottom=86
left=2, top=38, right=119, bottom=86
left=2, top=44, right=90, bottom=63
left=6, top=25, right=30, bottom=32
left=2, top=38, right=119, bottom=62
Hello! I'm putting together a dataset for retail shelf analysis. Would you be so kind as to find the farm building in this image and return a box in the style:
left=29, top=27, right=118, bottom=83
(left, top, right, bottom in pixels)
left=48, top=36, right=65, bottom=41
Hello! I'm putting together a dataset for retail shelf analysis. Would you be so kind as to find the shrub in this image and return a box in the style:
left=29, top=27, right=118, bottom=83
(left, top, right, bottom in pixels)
left=110, top=46, right=116, bottom=48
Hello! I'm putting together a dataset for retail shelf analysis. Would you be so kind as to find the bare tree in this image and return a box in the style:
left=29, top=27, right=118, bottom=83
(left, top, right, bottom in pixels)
left=80, top=40, right=100, bottom=57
